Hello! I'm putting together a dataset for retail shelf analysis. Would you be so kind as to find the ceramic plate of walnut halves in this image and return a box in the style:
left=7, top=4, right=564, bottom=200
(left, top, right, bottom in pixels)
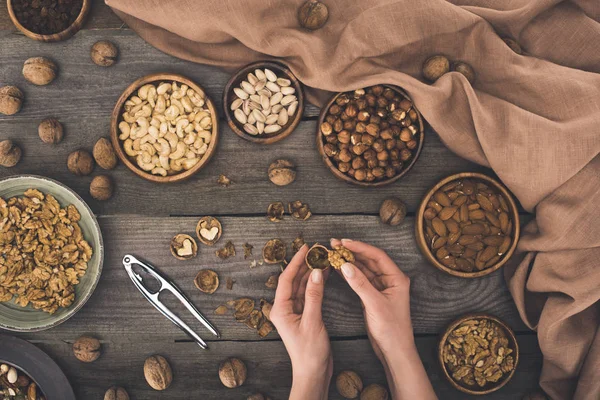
left=0, top=175, right=103, bottom=332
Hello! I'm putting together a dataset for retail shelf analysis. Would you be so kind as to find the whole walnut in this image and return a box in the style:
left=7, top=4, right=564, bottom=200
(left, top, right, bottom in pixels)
left=38, top=118, right=64, bottom=144
left=219, top=357, right=247, bottom=388
left=298, top=0, right=329, bottom=30
left=268, top=159, right=296, bottom=186
left=73, top=336, right=102, bottom=363
left=0, top=86, right=24, bottom=115
left=91, top=41, right=119, bottom=67
left=422, top=55, right=449, bottom=82
left=144, top=355, right=173, bottom=391
left=22, top=57, right=57, bottom=86
left=452, top=61, right=476, bottom=84
left=93, top=137, right=118, bottom=170
left=0, top=140, right=22, bottom=167
left=336, top=370, right=363, bottom=399
left=379, top=197, right=407, bottom=226
left=360, top=384, right=389, bottom=400
left=68, top=150, right=95, bottom=176
left=90, top=175, right=114, bottom=201
left=104, top=386, right=130, bottom=400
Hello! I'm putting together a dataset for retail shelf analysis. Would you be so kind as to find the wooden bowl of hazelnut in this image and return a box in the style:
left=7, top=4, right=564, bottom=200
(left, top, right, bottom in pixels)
left=110, top=73, right=219, bottom=183
left=317, top=85, right=424, bottom=186
left=415, top=172, right=520, bottom=278
left=7, top=0, right=91, bottom=42
left=439, top=313, right=519, bottom=395
left=223, top=61, right=305, bottom=144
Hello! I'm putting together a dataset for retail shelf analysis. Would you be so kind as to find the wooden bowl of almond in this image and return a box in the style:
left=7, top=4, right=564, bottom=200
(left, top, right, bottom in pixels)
left=223, top=61, right=304, bottom=144
left=110, top=73, right=219, bottom=183
left=415, top=172, right=520, bottom=278
left=439, top=314, right=519, bottom=395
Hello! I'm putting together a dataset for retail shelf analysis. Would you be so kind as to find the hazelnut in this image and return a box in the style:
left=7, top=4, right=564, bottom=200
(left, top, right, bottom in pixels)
left=170, top=234, right=198, bottom=260
left=379, top=197, right=407, bottom=226
left=219, top=357, right=247, bottom=388
left=452, top=61, right=476, bottom=84
left=503, top=38, right=523, bottom=54
left=194, top=269, right=219, bottom=293
left=73, top=336, right=102, bottom=363
left=0, top=86, right=24, bottom=115
left=67, top=150, right=94, bottom=176
left=90, top=175, right=114, bottom=201
left=337, top=130, right=351, bottom=144
left=144, top=355, right=173, bottom=391
left=104, top=387, right=130, bottom=400
left=354, top=168, right=367, bottom=181
left=91, top=40, right=119, bottom=67
left=22, top=57, right=57, bottom=86
left=336, top=370, right=363, bottom=399
left=93, top=137, right=118, bottom=170
left=298, top=0, right=329, bottom=30
left=38, top=118, right=64, bottom=144
left=345, top=103, right=358, bottom=117
left=0, top=140, right=22, bottom=167
left=321, top=121, right=333, bottom=136
left=422, top=55, right=450, bottom=82
left=360, top=384, right=389, bottom=400
left=268, top=159, right=296, bottom=186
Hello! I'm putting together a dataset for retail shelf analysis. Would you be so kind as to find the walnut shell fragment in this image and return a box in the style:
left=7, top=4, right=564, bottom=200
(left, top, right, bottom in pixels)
left=194, top=269, right=219, bottom=294
left=336, top=370, right=363, bottom=399
left=258, top=319, right=275, bottom=337
left=292, top=236, right=306, bottom=253
left=265, top=274, right=278, bottom=289
left=219, top=357, right=247, bottom=388
left=243, top=243, right=253, bottom=259
left=267, top=201, right=285, bottom=222
left=214, top=305, right=229, bottom=315
left=216, top=240, right=236, bottom=259
left=263, top=239, right=287, bottom=264
left=196, top=216, right=222, bottom=246
left=288, top=200, right=312, bottom=220
left=245, top=309, right=264, bottom=329
left=260, top=299, right=273, bottom=321
left=217, top=174, right=232, bottom=187
left=227, top=298, right=255, bottom=321
left=328, top=245, right=355, bottom=269
left=305, top=244, right=330, bottom=270
left=170, top=234, right=198, bottom=260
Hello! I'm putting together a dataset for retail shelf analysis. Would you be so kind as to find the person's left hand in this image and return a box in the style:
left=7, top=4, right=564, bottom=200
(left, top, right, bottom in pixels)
left=270, top=244, right=332, bottom=400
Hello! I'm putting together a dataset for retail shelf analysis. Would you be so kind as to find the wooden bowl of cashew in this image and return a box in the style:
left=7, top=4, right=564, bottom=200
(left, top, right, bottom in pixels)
left=110, top=73, right=219, bottom=183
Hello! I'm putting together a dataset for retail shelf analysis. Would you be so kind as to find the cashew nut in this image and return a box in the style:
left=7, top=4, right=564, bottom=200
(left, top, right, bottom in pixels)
left=164, top=132, right=178, bottom=151
left=176, top=119, right=190, bottom=138
left=170, top=158, right=183, bottom=172
left=136, top=154, right=154, bottom=171
left=123, top=139, right=137, bottom=157
left=140, top=143, right=156, bottom=156
left=118, top=121, right=131, bottom=140
left=152, top=167, right=167, bottom=177
left=157, top=138, right=171, bottom=157
left=170, top=142, right=186, bottom=160
left=197, top=130, right=212, bottom=144
left=140, top=134, right=156, bottom=145
left=159, top=155, right=170, bottom=170
left=184, top=132, right=196, bottom=145
left=182, top=158, right=199, bottom=170
left=136, top=118, right=149, bottom=137
left=165, top=105, right=180, bottom=121
left=157, top=83, right=171, bottom=95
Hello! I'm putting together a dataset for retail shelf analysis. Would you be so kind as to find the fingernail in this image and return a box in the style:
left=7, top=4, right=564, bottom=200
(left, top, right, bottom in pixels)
left=341, top=238, right=353, bottom=244
left=311, top=268, right=323, bottom=284
left=341, top=263, right=355, bottom=278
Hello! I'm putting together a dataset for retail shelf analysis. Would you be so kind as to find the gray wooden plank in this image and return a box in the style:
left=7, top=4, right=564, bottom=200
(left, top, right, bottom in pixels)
left=30, top=334, right=541, bottom=399
left=0, top=29, right=322, bottom=118
left=0, top=117, right=489, bottom=216
left=10, top=215, right=527, bottom=342
left=0, top=0, right=125, bottom=31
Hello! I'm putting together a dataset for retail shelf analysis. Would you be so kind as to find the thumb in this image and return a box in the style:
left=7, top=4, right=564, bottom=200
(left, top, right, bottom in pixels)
left=340, top=263, right=380, bottom=307
left=302, top=268, right=325, bottom=323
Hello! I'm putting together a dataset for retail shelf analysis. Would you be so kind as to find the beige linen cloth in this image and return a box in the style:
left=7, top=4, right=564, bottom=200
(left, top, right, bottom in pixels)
left=106, top=0, right=600, bottom=398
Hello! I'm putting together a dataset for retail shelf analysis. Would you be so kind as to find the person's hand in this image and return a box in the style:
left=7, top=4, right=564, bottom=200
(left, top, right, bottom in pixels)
left=332, top=238, right=437, bottom=400
left=270, top=244, right=332, bottom=400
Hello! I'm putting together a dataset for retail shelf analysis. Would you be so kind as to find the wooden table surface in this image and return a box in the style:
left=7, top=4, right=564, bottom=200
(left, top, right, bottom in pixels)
left=0, top=3, right=542, bottom=399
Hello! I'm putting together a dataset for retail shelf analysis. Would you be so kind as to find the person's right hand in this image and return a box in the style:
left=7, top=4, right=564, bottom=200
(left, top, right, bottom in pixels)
left=331, top=238, right=437, bottom=400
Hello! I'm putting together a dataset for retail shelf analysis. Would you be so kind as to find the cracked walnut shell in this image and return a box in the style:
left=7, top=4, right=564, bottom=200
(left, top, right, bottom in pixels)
left=196, top=216, right=222, bottom=245
left=305, top=244, right=330, bottom=270
left=288, top=200, right=311, bottom=220
left=194, top=269, right=219, bottom=294
left=170, top=234, right=197, bottom=260
left=263, top=239, right=286, bottom=264
left=267, top=202, right=284, bottom=222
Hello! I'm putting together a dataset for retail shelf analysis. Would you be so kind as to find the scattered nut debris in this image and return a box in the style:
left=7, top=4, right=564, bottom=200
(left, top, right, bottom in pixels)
left=298, top=0, right=329, bottom=30
left=0, top=140, right=22, bottom=167
left=226, top=277, right=235, bottom=290
left=306, top=244, right=331, bottom=270
left=292, top=236, right=305, bottom=253
left=227, top=298, right=255, bottom=321
left=38, top=117, right=64, bottom=144
left=73, top=336, right=102, bottom=363
left=216, top=240, right=236, bottom=259
left=218, top=174, right=232, bottom=187
left=219, top=357, right=247, bottom=389
left=245, top=309, right=263, bottom=329
left=214, top=305, right=229, bottom=315
left=380, top=197, right=407, bottom=226
left=219, top=298, right=276, bottom=337
left=143, top=355, right=173, bottom=391
left=170, top=234, right=197, bottom=260
left=196, top=216, right=222, bottom=246
left=442, top=317, right=516, bottom=388
left=243, top=242, right=254, bottom=259
left=258, top=320, right=275, bottom=337
left=336, top=370, right=363, bottom=399
left=250, top=259, right=264, bottom=269
left=360, top=383, right=389, bottom=400
left=268, top=159, right=297, bottom=186
left=23, top=57, right=57, bottom=86
left=194, top=269, right=219, bottom=294
left=267, top=201, right=285, bottom=222
left=91, top=40, right=118, bottom=67
left=260, top=299, right=273, bottom=321
left=265, top=274, right=278, bottom=289
left=288, top=200, right=312, bottom=220
left=90, top=175, right=114, bottom=201
left=423, top=55, right=450, bottom=82
left=263, top=239, right=287, bottom=264
left=328, top=245, right=355, bottom=269
left=0, top=85, right=24, bottom=116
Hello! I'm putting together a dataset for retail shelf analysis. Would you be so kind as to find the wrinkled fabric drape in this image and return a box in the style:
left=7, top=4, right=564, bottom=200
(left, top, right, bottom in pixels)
left=105, top=0, right=600, bottom=398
